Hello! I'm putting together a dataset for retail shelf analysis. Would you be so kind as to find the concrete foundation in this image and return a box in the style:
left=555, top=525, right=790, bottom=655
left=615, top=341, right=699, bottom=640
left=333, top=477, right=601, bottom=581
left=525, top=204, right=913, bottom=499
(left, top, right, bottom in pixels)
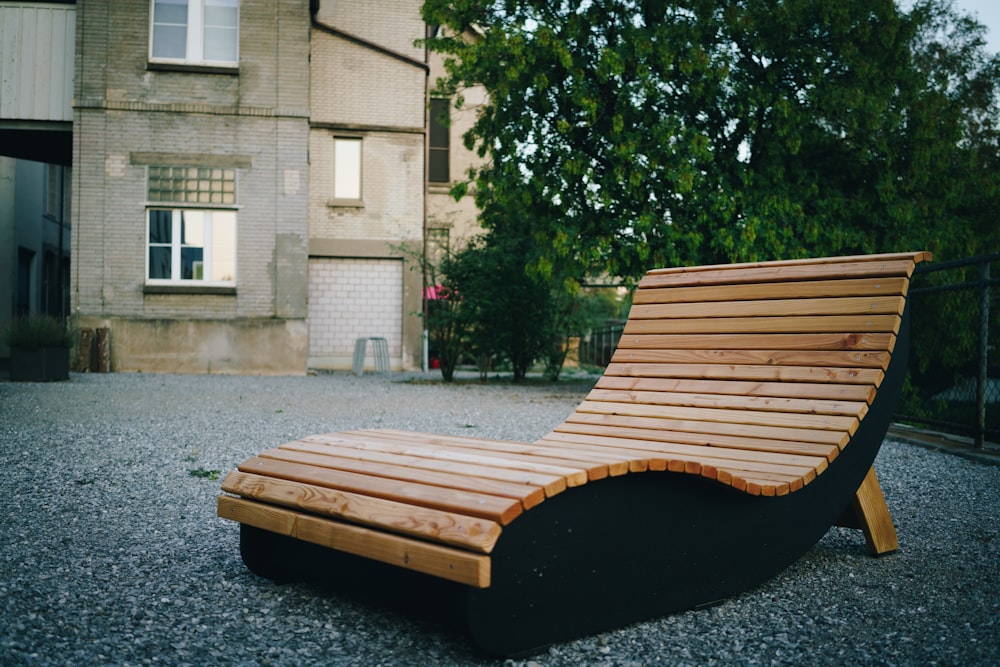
left=75, top=316, right=308, bottom=375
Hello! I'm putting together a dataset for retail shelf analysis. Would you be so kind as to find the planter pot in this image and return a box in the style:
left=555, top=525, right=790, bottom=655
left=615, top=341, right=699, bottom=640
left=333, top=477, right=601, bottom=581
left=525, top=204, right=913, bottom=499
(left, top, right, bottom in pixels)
left=9, top=346, right=70, bottom=382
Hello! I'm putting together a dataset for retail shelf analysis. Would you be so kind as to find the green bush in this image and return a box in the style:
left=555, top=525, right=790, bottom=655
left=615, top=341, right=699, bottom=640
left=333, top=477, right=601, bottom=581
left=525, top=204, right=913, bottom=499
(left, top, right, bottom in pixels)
left=1, top=315, right=76, bottom=349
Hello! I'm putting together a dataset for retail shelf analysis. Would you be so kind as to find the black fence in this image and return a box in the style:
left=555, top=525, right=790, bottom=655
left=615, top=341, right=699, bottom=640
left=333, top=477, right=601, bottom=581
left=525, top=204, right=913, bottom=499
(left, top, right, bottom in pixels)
left=578, top=321, right=626, bottom=367
left=896, top=253, right=999, bottom=448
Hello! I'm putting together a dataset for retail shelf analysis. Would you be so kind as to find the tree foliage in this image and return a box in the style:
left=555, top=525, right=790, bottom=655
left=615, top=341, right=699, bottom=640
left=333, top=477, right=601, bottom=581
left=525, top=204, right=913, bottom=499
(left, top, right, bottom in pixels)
left=423, top=0, right=1000, bottom=283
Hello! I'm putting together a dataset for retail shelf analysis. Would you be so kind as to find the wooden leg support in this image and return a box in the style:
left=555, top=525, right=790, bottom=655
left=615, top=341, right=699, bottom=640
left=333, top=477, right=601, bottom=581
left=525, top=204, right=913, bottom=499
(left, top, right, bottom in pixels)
left=837, top=466, right=898, bottom=555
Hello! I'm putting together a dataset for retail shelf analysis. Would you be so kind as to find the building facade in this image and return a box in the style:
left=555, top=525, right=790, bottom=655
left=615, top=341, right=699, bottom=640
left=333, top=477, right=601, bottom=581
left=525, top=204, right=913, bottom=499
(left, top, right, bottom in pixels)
left=0, top=2, right=75, bottom=366
left=60, top=0, right=481, bottom=374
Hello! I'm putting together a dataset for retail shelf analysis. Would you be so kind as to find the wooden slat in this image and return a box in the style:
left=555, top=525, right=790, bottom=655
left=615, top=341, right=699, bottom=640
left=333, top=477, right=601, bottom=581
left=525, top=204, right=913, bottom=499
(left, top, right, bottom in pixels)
left=217, top=495, right=492, bottom=587
left=735, top=474, right=795, bottom=497
left=540, top=431, right=829, bottom=473
left=640, top=255, right=927, bottom=288
left=260, top=447, right=547, bottom=509
left=576, top=400, right=860, bottom=434
left=301, top=432, right=590, bottom=488
left=585, top=388, right=868, bottom=419
left=221, top=471, right=502, bottom=553
left=613, top=332, right=896, bottom=351
left=632, top=277, right=910, bottom=305
left=537, top=434, right=824, bottom=488
left=549, top=420, right=841, bottom=460
left=350, top=429, right=628, bottom=479
left=595, top=376, right=877, bottom=403
left=287, top=436, right=568, bottom=497
left=604, top=362, right=885, bottom=386
left=600, top=348, right=890, bottom=369
left=621, top=314, right=901, bottom=335
left=238, top=456, right=524, bottom=525
left=561, top=411, right=850, bottom=447
left=630, top=296, right=906, bottom=320
left=644, top=251, right=930, bottom=276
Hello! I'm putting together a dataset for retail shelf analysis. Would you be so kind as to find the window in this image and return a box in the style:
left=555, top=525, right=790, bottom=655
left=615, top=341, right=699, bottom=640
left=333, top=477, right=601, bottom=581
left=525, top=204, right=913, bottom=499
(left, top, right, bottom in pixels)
left=150, top=0, right=239, bottom=66
left=146, top=166, right=237, bottom=285
left=45, top=165, right=62, bottom=219
left=429, top=98, right=450, bottom=183
left=333, top=137, right=362, bottom=202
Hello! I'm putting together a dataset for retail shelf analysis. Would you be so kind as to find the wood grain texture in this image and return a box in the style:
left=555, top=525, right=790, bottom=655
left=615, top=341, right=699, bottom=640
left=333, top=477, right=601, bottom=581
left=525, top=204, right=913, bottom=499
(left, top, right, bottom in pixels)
left=221, top=471, right=502, bottom=553
left=217, top=495, right=492, bottom=587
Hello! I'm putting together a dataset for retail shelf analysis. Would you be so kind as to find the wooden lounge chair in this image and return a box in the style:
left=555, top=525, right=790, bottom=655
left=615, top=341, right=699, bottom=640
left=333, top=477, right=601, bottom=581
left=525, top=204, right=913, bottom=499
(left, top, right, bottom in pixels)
left=217, top=251, right=930, bottom=656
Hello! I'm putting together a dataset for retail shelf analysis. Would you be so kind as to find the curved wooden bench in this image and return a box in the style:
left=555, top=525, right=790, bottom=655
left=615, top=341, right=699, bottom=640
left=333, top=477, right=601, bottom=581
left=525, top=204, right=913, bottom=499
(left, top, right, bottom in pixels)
left=218, top=251, right=930, bottom=655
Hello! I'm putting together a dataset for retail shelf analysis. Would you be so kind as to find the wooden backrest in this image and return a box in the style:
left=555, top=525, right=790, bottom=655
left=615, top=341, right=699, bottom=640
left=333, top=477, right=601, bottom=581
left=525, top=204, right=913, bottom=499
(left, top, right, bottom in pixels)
left=549, top=252, right=931, bottom=472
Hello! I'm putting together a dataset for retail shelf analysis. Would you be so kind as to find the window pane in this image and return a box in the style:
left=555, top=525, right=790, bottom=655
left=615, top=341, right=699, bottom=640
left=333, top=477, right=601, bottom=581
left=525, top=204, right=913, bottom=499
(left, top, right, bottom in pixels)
left=209, top=211, right=237, bottom=281
left=429, top=149, right=449, bottom=183
left=149, top=166, right=235, bottom=205
left=152, top=0, right=188, bottom=59
left=203, top=27, right=238, bottom=61
left=154, top=0, right=188, bottom=23
left=148, top=210, right=173, bottom=244
left=204, top=0, right=238, bottom=63
left=181, top=247, right=205, bottom=280
left=429, top=99, right=450, bottom=148
left=180, top=211, right=205, bottom=246
left=152, top=25, right=187, bottom=59
left=149, top=247, right=172, bottom=280
left=334, top=138, right=362, bottom=200
left=429, top=99, right=450, bottom=182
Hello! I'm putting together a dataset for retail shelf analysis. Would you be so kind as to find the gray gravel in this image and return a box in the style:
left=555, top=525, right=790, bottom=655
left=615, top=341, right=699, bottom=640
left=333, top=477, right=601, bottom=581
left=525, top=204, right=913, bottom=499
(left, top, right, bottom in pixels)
left=1, top=371, right=997, bottom=666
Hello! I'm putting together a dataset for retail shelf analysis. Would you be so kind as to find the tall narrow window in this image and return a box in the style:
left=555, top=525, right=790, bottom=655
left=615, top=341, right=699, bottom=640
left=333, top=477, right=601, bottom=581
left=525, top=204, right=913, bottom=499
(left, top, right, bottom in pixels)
left=333, top=137, right=363, bottom=202
left=429, top=98, right=450, bottom=183
left=150, top=0, right=239, bottom=66
left=146, top=166, right=237, bottom=285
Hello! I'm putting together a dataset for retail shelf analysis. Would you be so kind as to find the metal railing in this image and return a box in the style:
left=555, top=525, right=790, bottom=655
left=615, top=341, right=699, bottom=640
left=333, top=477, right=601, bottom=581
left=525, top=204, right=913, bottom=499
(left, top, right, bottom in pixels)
left=578, top=321, right=625, bottom=367
left=896, top=253, right=999, bottom=449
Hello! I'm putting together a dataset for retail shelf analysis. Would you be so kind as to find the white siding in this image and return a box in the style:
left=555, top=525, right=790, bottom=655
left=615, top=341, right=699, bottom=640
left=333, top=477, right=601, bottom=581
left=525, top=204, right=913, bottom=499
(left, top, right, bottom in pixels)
left=0, top=3, right=75, bottom=122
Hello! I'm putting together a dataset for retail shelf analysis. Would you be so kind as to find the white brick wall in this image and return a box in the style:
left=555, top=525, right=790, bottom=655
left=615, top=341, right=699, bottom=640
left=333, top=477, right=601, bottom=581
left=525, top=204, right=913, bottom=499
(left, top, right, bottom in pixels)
left=307, top=257, right=403, bottom=365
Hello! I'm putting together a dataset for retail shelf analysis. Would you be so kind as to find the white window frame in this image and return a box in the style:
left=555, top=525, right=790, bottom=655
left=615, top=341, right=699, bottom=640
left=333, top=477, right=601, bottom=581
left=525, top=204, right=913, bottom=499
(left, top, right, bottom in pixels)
left=145, top=165, right=238, bottom=286
left=331, top=136, right=363, bottom=205
left=145, top=208, right=237, bottom=286
left=149, top=0, right=240, bottom=67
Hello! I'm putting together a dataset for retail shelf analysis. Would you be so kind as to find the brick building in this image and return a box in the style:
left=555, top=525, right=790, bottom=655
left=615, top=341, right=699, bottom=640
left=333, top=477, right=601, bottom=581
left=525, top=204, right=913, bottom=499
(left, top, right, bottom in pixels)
left=63, top=0, right=481, bottom=374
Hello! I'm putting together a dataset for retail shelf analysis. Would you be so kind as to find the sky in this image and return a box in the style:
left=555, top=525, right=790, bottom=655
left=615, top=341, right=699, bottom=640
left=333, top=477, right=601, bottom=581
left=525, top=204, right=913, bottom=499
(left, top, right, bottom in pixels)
left=959, top=0, right=1000, bottom=54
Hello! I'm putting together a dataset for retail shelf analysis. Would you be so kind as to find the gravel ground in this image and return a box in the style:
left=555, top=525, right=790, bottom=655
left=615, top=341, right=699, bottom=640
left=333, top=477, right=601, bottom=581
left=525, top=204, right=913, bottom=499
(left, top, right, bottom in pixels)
left=1, top=371, right=997, bottom=666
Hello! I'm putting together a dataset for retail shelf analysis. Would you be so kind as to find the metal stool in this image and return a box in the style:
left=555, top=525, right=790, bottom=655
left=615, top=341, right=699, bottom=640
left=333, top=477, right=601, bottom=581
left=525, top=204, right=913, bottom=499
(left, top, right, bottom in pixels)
left=352, top=337, right=390, bottom=376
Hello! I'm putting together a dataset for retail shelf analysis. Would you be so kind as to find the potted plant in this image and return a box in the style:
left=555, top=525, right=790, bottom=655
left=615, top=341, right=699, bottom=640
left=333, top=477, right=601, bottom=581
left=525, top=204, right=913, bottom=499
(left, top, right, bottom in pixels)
left=1, top=315, right=75, bottom=381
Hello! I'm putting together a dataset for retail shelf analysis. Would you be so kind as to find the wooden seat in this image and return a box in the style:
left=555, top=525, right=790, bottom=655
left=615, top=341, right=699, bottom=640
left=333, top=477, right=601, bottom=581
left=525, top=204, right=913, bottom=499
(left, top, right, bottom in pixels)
left=218, top=251, right=930, bottom=655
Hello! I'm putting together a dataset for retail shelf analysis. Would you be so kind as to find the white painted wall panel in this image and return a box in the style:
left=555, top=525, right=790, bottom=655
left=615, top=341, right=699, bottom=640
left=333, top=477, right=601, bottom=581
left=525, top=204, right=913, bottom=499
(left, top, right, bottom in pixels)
left=0, top=3, right=75, bottom=122
left=308, top=257, right=404, bottom=368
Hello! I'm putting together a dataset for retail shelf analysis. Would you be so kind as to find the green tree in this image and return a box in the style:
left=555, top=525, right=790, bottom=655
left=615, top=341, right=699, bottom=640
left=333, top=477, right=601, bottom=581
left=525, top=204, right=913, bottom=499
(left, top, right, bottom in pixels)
left=423, top=0, right=1000, bottom=284
left=443, top=221, right=557, bottom=381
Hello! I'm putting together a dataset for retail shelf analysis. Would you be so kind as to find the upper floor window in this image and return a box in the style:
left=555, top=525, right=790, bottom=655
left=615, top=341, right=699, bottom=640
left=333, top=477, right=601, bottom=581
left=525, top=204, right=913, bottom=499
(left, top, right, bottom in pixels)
left=150, top=0, right=239, bottom=66
left=146, top=166, right=237, bottom=285
left=429, top=98, right=450, bottom=183
left=332, top=137, right=363, bottom=204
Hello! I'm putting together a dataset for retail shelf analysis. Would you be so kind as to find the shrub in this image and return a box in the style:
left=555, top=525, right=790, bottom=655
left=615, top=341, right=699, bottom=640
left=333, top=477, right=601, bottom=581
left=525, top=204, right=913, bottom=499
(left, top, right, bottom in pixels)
left=1, top=315, right=76, bottom=349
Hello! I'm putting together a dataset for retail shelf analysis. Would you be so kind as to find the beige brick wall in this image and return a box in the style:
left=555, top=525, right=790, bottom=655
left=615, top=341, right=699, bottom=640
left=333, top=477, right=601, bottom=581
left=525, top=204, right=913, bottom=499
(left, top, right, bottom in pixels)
left=313, top=0, right=425, bottom=64
left=307, top=257, right=404, bottom=368
left=309, top=130, right=424, bottom=242
left=71, top=0, right=311, bottom=374
left=310, top=29, right=424, bottom=129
